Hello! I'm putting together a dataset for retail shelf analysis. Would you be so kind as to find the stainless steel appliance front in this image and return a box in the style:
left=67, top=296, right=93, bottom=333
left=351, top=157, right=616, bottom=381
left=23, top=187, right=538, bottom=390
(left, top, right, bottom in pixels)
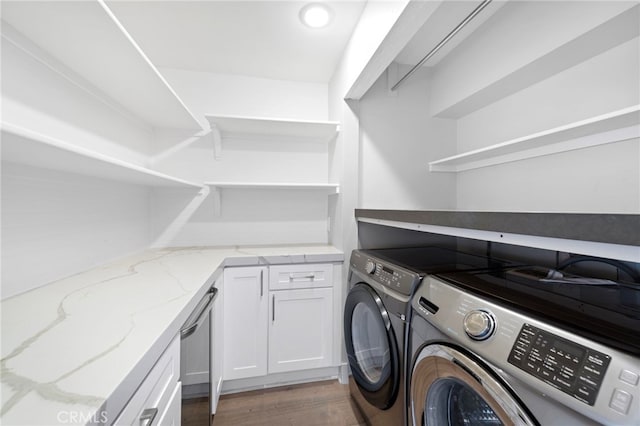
left=180, top=286, right=218, bottom=426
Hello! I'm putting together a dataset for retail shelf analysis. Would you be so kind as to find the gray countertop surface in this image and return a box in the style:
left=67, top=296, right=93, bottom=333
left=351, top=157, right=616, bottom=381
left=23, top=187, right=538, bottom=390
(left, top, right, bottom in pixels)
left=355, top=210, right=640, bottom=246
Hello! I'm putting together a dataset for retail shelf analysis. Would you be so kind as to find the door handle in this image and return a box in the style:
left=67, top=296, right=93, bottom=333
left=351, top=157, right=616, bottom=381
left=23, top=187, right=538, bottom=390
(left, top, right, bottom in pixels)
left=289, top=273, right=316, bottom=281
left=272, top=294, right=275, bottom=322
left=260, top=269, right=264, bottom=296
left=181, top=287, right=218, bottom=339
left=139, top=408, right=158, bottom=426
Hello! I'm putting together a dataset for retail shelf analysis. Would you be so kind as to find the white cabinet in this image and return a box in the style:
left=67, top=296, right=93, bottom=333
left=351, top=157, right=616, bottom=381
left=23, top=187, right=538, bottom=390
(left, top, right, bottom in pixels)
left=222, top=266, right=268, bottom=380
left=222, top=264, right=335, bottom=381
left=268, top=263, right=334, bottom=373
left=268, top=287, right=333, bottom=374
left=114, top=336, right=180, bottom=425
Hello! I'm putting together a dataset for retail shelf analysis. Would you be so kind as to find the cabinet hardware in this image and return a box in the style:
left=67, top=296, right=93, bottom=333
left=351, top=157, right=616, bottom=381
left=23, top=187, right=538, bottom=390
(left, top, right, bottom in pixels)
left=272, top=295, right=275, bottom=322
left=139, top=408, right=158, bottom=426
left=260, top=269, right=264, bottom=296
left=289, top=273, right=315, bottom=281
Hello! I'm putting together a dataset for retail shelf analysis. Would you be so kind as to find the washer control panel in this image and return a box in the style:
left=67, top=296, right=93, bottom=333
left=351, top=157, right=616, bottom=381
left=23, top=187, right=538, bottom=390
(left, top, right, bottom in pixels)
left=350, top=250, right=421, bottom=296
left=508, top=323, right=611, bottom=406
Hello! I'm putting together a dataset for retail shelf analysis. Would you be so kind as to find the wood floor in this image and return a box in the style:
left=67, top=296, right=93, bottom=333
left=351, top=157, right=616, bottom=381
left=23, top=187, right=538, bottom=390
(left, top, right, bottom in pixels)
left=212, top=380, right=366, bottom=426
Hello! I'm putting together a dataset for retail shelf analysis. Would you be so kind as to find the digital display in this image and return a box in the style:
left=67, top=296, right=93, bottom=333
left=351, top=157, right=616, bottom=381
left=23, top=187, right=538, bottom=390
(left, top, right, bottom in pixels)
left=554, top=340, right=584, bottom=358
left=382, top=266, right=394, bottom=274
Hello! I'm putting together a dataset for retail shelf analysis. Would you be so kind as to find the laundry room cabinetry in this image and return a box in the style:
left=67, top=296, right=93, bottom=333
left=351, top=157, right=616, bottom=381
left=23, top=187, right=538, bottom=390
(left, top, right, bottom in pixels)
left=114, top=336, right=181, bottom=426
left=222, top=264, right=336, bottom=382
left=268, top=264, right=334, bottom=374
left=222, top=266, right=269, bottom=381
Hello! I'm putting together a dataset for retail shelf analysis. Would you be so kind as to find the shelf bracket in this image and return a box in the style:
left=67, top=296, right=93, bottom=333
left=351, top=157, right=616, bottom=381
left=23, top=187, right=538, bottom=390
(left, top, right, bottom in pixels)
left=211, top=186, right=222, bottom=216
left=149, top=128, right=213, bottom=166
left=210, top=125, right=222, bottom=160
left=151, top=185, right=211, bottom=248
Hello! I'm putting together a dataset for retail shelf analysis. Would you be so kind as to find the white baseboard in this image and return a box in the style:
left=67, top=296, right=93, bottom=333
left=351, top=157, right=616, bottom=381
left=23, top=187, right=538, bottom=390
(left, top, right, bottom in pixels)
left=221, top=365, right=346, bottom=395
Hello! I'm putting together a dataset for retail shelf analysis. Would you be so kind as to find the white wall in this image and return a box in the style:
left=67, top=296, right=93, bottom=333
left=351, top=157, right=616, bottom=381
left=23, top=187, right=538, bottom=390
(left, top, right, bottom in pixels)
left=358, top=65, right=457, bottom=210
left=429, top=1, right=638, bottom=118
left=1, top=163, right=151, bottom=299
left=149, top=69, right=333, bottom=247
left=151, top=187, right=330, bottom=247
left=450, top=29, right=639, bottom=211
left=327, top=0, right=411, bottom=252
left=158, top=68, right=329, bottom=127
left=455, top=38, right=639, bottom=153
left=1, top=24, right=160, bottom=299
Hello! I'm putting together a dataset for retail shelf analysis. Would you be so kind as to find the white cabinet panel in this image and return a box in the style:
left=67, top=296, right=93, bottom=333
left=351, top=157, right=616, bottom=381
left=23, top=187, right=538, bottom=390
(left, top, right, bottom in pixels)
left=269, top=263, right=333, bottom=290
left=222, top=266, right=268, bottom=380
left=156, top=382, right=181, bottom=426
left=268, top=287, right=334, bottom=374
left=114, top=336, right=180, bottom=425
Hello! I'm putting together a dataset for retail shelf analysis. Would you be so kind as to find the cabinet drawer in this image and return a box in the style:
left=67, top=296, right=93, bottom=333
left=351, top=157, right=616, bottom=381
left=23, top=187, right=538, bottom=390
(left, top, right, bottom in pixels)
left=269, top=263, right=333, bottom=290
left=114, top=336, right=180, bottom=425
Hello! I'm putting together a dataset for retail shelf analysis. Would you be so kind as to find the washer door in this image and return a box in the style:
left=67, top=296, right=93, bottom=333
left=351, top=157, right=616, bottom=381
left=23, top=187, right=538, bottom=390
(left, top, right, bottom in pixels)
left=344, top=282, right=400, bottom=410
left=410, top=344, right=537, bottom=426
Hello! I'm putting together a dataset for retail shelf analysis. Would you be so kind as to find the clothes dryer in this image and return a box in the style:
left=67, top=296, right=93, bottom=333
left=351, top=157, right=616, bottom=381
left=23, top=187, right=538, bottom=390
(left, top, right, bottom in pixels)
left=345, top=247, right=514, bottom=426
left=407, top=267, right=640, bottom=426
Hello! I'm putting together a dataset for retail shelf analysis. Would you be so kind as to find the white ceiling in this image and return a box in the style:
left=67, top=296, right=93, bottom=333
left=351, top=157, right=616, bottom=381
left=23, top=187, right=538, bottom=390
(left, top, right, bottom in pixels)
left=106, top=0, right=367, bottom=84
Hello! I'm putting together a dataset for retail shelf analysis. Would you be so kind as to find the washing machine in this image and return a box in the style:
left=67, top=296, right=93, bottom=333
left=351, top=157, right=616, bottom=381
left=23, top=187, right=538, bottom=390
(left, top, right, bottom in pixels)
left=344, top=247, right=515, bottom=426
left=407, top=266, right=640, bottom=426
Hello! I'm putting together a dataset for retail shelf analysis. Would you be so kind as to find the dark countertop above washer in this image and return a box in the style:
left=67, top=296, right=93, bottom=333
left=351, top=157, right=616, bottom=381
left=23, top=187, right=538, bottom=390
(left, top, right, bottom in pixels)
left=355, top=210, right=640, bottom=246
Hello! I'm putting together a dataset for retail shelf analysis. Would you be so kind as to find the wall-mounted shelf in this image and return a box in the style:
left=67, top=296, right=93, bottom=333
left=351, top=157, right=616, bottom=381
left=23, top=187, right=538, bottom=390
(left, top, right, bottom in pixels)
left=205, top=115, right=340, bottom=142
left=431, top=4, right=640, bottom=118
left=1, top=0, right=202, bottom=131
left=1, top=122, right=202, bottom=189
left=429, top=105, right=640, bottom=172
left=204, top=182, right=340, bottom=216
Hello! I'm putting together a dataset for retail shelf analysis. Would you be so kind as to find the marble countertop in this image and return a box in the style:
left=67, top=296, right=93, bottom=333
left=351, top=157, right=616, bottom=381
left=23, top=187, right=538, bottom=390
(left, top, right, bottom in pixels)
left=0, top=245, right=343, bottom=425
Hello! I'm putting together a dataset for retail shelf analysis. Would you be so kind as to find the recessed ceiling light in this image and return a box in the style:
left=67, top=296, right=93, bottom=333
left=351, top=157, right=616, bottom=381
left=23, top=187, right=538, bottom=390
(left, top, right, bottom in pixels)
left=300, top=3, right=332, bottom=29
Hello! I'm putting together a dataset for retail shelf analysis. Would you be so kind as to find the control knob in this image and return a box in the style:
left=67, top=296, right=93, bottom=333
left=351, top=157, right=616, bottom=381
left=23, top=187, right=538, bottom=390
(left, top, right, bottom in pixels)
left=364, top=260, right=376, bottom=274
left=463, top=310, right=496, bottom=341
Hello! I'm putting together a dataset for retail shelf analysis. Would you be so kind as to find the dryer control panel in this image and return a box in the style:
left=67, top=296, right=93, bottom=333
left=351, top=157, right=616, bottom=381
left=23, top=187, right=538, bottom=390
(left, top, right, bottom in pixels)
left=508, top=323, right=611, bottom=406
left=350, top=250, right=421, bottom=296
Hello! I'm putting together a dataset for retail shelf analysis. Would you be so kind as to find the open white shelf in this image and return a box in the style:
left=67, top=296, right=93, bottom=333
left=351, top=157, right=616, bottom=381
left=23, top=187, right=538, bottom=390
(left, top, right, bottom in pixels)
left=204, top=182, right=340, bottom=216
left=205, top=115, right=340, bottom=142
left=1, top=0, right=202, bottom=131
left=429, top=105, right=640, bottom=172
left=1, top=122, right=202, bottom=189
left=205, top=182, right=340, bottom=192
left=431, top=4, right=640, bottom=118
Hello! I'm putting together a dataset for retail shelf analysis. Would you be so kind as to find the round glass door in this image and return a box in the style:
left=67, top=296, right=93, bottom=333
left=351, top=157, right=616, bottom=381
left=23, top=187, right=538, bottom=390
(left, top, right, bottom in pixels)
left=424, top=378, right=503, bottom=425
left=410, top=344, right=537, bottom=426
left=344, top=283, right=399, bottom=410
left=351, top=302, right=389, bottom=383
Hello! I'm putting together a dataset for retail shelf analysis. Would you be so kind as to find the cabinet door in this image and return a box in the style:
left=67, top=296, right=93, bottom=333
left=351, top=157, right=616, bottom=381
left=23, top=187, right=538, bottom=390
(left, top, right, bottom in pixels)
left=268, top=287, right=333, bottom=374
left=223, top=266, right=268, bottom=380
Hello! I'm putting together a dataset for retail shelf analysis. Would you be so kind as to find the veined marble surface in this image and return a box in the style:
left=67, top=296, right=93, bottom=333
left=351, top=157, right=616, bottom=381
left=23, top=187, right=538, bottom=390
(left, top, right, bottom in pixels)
left=0, top=245, right=343, bottom=425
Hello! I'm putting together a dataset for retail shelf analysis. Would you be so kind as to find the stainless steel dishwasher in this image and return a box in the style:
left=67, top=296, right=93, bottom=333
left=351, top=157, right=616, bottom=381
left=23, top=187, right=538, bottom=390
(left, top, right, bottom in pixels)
left=180, top=285, right=219, bottom=426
